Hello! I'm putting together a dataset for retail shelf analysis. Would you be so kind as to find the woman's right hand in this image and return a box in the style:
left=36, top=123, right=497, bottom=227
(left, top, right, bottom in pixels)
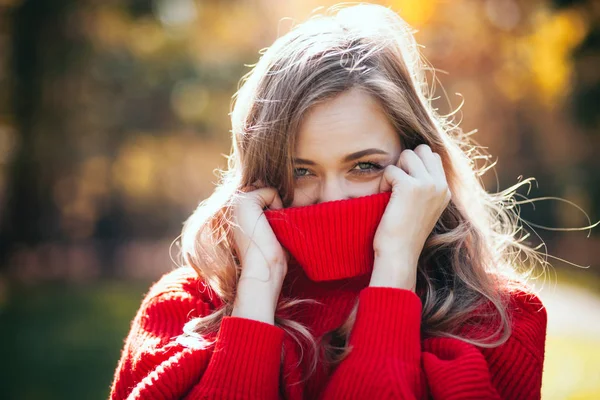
left=231, top=182, right=288, bottom=325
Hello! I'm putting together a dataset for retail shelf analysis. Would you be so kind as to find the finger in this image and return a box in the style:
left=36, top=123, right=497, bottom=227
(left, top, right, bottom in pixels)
left=379, top=164, right=414, bottom=193
left=413, top=145, right=449, bottom=190
left=428, top=153, right=451, bottom=206
left=398, top=149, right=430, bottom=180
left=430, top=152, right=448, bottom=185
left=240, top=185, right=257, bottom=193
left=444, top=188, right=452, bottom=205
left=413, top=144, right=438, bottom=176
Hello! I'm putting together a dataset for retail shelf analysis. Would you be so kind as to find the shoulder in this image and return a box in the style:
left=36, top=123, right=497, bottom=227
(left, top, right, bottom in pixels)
left=504, top=281, right=547, bottom=329
left=457, top=280, right=548, bottom=368
left=475, top=275, right=547, bottom=328
left=143, top=265, right=221, bottom=308
left=502, top=282, right=547, bottom=355
left=111, top=267, right=221, bottom=398
left=129, top=266, right=223, bottom=345
left=465, top=278, right=547, bottom=335
left=454, top=279, right=547, bottom=355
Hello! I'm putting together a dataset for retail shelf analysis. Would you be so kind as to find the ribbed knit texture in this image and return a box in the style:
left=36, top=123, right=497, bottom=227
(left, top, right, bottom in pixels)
left=110, top=193, right=547, bottom=400
left=265, top=191, right=392, bottom=281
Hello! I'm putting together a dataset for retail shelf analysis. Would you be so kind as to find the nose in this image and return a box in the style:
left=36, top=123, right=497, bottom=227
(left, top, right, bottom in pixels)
left=318, top=178, right=349, bottom=203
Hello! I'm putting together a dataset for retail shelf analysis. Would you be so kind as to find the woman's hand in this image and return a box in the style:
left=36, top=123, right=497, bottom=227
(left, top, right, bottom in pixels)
left=371, top=144, right=451, bottom=291
left=231, top=181, right=289, bottom=325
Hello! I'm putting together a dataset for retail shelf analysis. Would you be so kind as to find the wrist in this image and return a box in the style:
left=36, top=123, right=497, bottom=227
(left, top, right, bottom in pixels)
left=373, top=246, right=418, bottom=267
left=232, top=291, right=277, bottom=325
left=240, top=250, right=288, bottom=283
left=233, top=274, right=283, bottom=325
left=370, top=250, right=418, bottom=291
left=231, top=303, right=276, bottom=325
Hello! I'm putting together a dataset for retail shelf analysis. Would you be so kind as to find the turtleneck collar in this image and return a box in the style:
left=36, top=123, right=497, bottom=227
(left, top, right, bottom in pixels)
left=265, top=191, right=392, bottom=282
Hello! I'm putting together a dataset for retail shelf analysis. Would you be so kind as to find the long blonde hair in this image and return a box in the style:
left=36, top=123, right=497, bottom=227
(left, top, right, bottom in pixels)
left=177, top=3, right=541, bottom=378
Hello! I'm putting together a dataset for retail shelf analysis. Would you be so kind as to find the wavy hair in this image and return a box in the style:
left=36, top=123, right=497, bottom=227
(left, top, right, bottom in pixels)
left=176, top=3, right=543, bottom=380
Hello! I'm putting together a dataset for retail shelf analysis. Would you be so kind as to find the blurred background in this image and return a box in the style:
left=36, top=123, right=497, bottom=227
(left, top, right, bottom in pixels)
left=0, top=0, right=598, bottom=399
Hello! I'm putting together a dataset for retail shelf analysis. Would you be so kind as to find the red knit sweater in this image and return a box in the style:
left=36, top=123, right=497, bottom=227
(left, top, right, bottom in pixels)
left=110, top=192, right=547, bottom=399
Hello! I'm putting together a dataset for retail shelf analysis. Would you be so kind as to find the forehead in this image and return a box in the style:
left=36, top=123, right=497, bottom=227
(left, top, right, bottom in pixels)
left=295, top=88, right=400, bottom=160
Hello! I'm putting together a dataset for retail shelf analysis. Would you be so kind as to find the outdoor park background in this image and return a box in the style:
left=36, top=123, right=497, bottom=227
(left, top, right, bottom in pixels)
left=0, top=0, right=599, bottom=399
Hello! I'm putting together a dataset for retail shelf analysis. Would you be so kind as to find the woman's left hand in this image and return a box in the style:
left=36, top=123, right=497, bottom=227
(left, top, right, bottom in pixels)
left=371, top=144, right=451, bottom=291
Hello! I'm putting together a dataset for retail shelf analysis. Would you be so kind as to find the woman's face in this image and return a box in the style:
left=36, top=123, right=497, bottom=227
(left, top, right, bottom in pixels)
left=291, top=87, right=403, bottom=207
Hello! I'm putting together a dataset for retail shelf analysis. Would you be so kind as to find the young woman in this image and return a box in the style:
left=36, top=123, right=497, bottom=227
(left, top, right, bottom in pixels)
left=110, top=4, right=547, bottom=399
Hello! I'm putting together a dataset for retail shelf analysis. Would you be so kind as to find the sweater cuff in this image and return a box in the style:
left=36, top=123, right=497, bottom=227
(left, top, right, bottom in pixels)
left=349, top=287, right=422, bottom=362
left=203, top=316, right=284, bottom=397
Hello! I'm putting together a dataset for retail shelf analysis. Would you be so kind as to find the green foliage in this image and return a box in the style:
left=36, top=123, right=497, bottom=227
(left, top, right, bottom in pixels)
left=0, top=281, right=149, bottom=400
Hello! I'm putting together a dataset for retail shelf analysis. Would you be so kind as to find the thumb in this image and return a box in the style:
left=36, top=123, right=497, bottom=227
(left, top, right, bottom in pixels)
left=251, top=187, right=284, bottom=211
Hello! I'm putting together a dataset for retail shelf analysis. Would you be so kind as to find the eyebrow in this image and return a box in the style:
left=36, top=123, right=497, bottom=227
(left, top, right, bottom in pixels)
left=294, top=148, right=389, bottom=165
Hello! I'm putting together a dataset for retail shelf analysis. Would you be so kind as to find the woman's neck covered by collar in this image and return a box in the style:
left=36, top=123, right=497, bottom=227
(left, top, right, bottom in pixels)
left=265, top=192, right=392, bottom=291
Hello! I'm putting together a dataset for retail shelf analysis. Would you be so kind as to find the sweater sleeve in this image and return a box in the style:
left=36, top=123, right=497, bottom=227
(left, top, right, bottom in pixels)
left=109, top=270, right=284, bottom=400
left=320, top=287, right=547, bottom=400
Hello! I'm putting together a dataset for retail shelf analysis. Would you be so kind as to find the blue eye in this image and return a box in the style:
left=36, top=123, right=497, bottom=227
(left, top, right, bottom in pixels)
left=293, top=162, right=383, bottom=179
left=352, top=161, right=383, bottom=174
left=294, top=168, right=311, bottom=178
